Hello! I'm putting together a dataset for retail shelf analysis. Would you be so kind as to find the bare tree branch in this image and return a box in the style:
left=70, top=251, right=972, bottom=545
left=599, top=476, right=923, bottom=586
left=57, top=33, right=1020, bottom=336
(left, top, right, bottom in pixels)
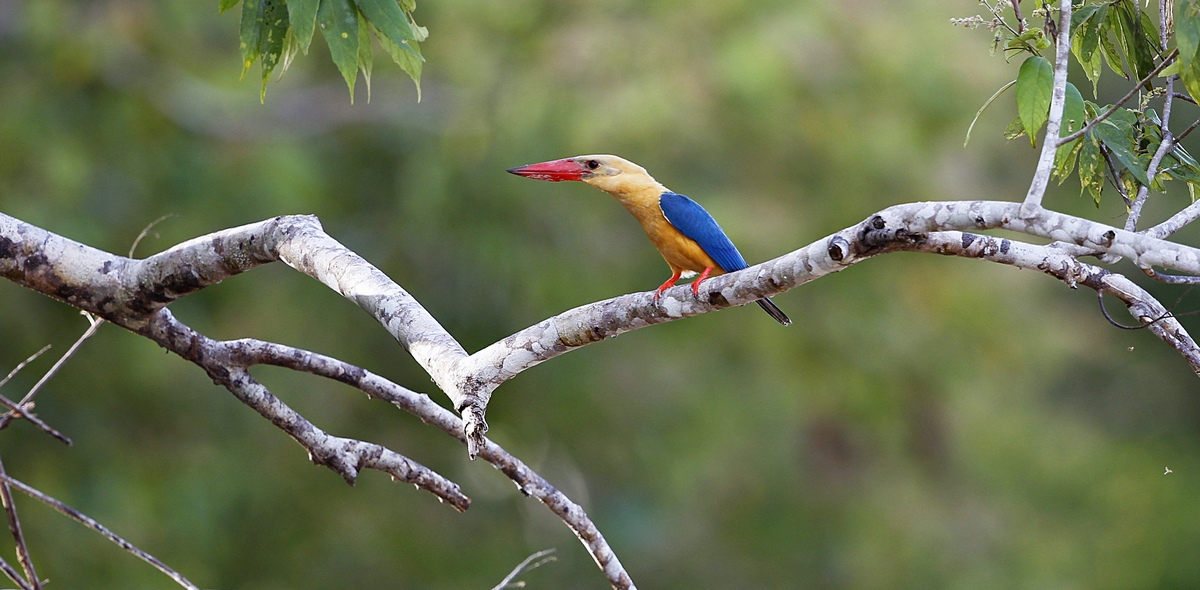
left=0, top=213, right=638, bottom=588
left=0, top=347, right=50, bottom=390
left=0, top=458, right=39, bottom=590
left=1143, top=267, right=1200, bottom=284
left=0, top=313, right=102, bottom=431
left=855, top=227, right=1200, bottom=374
left=0, top=472, right=200, bottom=590
left=136, top=308, right=470, bottom=507
left=1020, top=0, right=1072, bottom=216
left=221, top=339, right=635, bottom=589
left=0, top=345, right=69, bottom=445
left=1145, top=197, right=1200, bottom=239
left=0, top=392, right=69, bottom=446
left=0, top=556, right=32, bottom=590
left=4, top=199, right=1200, bottom=589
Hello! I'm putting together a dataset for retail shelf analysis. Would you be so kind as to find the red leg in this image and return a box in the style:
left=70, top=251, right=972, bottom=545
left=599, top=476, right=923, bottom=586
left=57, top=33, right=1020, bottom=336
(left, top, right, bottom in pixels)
left=654, top=269, right=683, bottom=301
left=691, top=267, right=714, bottom=296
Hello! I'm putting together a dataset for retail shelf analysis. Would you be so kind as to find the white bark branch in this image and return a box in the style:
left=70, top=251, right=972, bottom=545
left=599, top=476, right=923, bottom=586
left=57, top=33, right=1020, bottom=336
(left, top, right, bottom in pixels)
left=1146, top=198, right=1200, bottom=239
left=4, top=197, right=1200, bottom=589
left=1020, top=0, right=1072, bottom=216
left=0, top=212, right=635, bottom=589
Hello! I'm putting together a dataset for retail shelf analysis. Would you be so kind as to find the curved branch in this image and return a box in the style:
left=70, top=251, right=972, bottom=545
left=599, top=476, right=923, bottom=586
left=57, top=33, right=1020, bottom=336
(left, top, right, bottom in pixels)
left=196, top=335, right=637, bottom=589
left=870, top=230, right=1200, bottom=374
left=138, top=308, right=471, bottom=510
left=4, top=201, right=1200, bottom=590
left=462, top=201, right=1200, bottom=389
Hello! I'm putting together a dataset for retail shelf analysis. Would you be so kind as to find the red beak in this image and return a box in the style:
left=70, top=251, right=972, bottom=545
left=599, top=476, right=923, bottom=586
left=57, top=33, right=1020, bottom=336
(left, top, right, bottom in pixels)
left=506, top=158, right=587, bottom=182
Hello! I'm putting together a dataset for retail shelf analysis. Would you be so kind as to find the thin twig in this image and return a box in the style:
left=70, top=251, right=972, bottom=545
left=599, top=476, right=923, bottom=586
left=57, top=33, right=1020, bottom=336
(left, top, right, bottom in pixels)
left=1101, top=143, right=1134, bottom=207
left=1172, top=91, right=1198, bottom=105
left=1009, top=0, right=1027, bottom=33
left=0, top=346, right=50, bottom=390
left=0, top=557, right=32, bottom=590
left=0, top=473, right=202, bottom=590
left=129, top=214, right=177, bottom=258
left=1021, top=0, right=1073, bottom=215
left=1176, top=116, right=1200, bottom=143
left=490, top=548, right=557, bottom=590
left=0, top=394, right=70, bottom=445
left=0, top=313, right=103, bottom=430
left=1143, top=267, right=1200, bottom=284
left=1098, top=291, right=1152, bottom=329
left=1057, top=49, right=1180, bottom=146
left=0, top=345, right=69, bottom=444
left=0, top=458, right=40, bottom=590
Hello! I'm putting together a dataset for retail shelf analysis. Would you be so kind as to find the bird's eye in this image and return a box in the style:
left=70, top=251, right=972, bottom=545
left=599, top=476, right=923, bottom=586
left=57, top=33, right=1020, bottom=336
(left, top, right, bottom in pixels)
left=586, top=160, right=600, bottom=170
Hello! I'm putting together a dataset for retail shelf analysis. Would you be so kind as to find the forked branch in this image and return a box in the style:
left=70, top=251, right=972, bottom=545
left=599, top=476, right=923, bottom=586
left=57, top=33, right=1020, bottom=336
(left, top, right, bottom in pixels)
left=2, top=199, right=1199, bottom=590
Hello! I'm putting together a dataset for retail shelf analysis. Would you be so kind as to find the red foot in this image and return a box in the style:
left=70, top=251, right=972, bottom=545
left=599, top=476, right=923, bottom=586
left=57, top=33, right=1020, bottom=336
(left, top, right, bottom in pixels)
left=690, top=267, right=714, bottom=296
left=654, top=270, right=683, bottom=301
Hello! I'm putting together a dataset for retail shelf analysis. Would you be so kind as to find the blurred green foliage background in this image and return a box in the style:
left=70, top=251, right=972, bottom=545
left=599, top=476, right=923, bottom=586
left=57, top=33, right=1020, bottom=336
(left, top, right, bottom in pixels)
left=2, top=0, right=1200, bottom=588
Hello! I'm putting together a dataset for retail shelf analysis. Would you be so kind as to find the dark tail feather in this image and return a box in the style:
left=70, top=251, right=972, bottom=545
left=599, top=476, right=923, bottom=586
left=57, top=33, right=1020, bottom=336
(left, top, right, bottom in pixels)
left=756, top=298, right=791, bottom=326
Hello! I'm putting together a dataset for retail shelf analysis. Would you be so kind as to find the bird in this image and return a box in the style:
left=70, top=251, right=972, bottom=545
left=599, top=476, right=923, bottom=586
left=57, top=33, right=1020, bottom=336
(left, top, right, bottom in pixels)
left=506, top=154, right=790, bottom=326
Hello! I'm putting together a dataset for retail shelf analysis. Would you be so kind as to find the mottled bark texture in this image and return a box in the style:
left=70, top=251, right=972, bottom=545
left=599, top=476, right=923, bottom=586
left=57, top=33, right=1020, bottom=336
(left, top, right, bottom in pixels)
left=2, top=200, right=1198, bottom=590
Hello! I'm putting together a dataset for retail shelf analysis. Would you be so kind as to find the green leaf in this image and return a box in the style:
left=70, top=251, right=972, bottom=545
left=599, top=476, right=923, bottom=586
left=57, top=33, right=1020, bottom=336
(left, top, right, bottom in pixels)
left=1120, top=170, right=1139, bottom=201
left=257, top=0, right=289, bottom=102
left=370, top=21, right=423, bottom=99
left=1070, top=4, right=1101, bottom=31
left=1007, top=28, right=1050, bottom=52
left=1078, top=135, right=1104, bottom=206
left=318, top=0, right=361, bottom=99
left=1054, top=83, right=1087, bottom=181
left=411, top=21, right=428, bottom=43
left=1170, top=140, right=1200, bottom=171
left=287, top=0, right=320, bottom=53
left=1003, top=116, right=1027, bottom=141
left=1176, top=0, right=1200, bottom=103
left=219, top=0, right=241, bottom=14
left=1015, top=55, right=1053, bottom=147
left=352, top=0, right=417, bottom=53
left=1054, top=139, right=1083, bottom=185
left=1060, top=83, right=1086, bottom=140
left=1100, top=7, right=1128, bottom=77
left=1093, top=108, right=1152, bottom=187
left=279, top=28, right=302, bottom=74
left=358, top=10, right=374, bottom=102
left=1162, top=157, right=1200, bottom=183
left=239, top=0, right=265, bottom=78
left=1071, top=4, right=1106, bottom=96
left=1112, top=0, right=1155, bottom=82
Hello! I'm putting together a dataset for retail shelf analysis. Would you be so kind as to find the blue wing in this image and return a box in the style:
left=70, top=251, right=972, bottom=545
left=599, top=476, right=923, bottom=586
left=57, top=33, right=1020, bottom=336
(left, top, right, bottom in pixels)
left=659, top=192, right=748, bottom=272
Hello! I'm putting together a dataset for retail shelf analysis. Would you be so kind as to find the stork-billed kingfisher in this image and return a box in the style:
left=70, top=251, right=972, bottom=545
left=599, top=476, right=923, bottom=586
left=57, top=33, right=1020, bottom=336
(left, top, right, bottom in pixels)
left=507, top=155, right=790, bottom=326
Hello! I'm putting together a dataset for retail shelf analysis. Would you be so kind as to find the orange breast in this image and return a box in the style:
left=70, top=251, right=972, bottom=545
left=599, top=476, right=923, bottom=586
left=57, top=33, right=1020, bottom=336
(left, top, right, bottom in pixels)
left=622, top=198, right=722, bottom=275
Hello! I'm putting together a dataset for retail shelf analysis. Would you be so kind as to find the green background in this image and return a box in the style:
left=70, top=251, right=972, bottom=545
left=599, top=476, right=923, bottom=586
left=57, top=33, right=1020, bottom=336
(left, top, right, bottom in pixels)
left=2, top=0, right=1199, bottom=588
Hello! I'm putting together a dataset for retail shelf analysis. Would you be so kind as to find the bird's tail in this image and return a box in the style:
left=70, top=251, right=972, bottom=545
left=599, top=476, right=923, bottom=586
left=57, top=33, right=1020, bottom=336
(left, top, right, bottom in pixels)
left=756, top=298, right=791, bottom=326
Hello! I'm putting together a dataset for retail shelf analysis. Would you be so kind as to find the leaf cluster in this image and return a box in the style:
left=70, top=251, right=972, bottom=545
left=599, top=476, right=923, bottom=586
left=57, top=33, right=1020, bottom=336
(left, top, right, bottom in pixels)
left=221, top=0, right=427, bottom=102
left=966, top=0, right=1200, bottom=206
